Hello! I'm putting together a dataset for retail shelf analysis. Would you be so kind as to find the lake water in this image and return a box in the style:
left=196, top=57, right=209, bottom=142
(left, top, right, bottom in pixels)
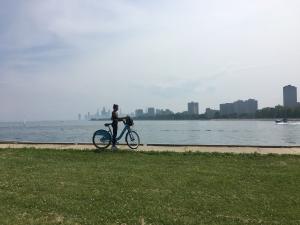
left=0, top=120, right=300, bottom=146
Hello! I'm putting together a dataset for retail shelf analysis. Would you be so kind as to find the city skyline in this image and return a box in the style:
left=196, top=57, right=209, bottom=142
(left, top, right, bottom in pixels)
left=1, top=1, right=300, bottom=121
left=80, top=84, right=298, bottom=120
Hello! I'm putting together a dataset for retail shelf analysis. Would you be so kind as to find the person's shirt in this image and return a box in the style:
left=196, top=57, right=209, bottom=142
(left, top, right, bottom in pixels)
left=111, top=111, right=118, bottom=123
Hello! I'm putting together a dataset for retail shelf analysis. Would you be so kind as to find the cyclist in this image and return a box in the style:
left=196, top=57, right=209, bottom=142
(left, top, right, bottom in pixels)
left=111, top=104, right=128, bottom=150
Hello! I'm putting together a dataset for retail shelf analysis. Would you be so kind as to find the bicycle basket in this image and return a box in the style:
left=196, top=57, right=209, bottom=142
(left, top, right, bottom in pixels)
left=126, top=117, right=134, bottom=126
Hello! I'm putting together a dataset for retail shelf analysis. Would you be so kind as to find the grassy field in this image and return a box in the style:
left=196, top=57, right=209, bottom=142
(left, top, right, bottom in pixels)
left=0, top=148, right=300, bottom=225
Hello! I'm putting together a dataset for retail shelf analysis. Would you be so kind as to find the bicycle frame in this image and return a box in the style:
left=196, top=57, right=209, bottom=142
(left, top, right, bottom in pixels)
left=107, top=124, right=132, bottom=141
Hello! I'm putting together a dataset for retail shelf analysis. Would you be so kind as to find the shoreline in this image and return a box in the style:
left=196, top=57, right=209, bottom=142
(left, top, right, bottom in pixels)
left=1, top=142, right=300, bottom=155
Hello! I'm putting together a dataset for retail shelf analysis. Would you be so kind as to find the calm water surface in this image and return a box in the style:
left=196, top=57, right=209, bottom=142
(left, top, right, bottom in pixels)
left=0, top=120, right=300, bottom=146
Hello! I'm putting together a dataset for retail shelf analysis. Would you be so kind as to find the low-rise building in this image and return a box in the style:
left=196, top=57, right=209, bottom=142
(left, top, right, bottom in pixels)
left=135, top=109, right=144, bottom=118
left=220, top=99, right=258, bottom=116
left=156, top=109, right=174, bottom=115
left=147, top=107, right=155, bottom=117
left=205, top=108, right=219, bottom=119
left=220, top=103, right=234, bottom=116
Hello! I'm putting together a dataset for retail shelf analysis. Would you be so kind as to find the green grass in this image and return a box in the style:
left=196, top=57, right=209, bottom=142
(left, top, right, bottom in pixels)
left=0, top=149, right=300, bottom=225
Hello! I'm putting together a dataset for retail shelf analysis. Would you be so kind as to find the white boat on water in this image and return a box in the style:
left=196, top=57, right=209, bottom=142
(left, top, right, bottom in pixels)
left=275, top=119, right=300, bottom=125
left=275, top=118, right=288, bottom=124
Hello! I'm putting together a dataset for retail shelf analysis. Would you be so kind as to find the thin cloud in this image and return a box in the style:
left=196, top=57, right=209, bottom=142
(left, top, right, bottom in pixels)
left=0, top=0, right=300, bottom=120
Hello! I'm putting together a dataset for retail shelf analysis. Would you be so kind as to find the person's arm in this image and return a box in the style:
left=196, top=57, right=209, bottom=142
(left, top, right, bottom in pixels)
left=118, top=116, right=128, bottom=121
left=112, top=111, right=128, bottom=122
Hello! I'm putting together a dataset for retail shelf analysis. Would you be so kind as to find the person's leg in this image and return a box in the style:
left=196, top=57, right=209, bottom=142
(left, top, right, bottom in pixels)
left=112, top=123, right=118, bottom=147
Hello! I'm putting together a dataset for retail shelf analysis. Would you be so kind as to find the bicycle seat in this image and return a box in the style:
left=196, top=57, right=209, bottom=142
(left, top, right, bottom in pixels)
left=104, top=123, right=112, bottom=127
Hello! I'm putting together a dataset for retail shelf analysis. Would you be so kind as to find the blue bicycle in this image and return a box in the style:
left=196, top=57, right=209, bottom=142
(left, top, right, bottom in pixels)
left=92, top=117, right=140, bottom=150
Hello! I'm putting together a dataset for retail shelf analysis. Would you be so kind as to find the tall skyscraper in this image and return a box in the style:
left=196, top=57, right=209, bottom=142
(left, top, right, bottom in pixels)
left=283, top=85, right=297, bottom=108
left=188, top=102, right=199, bottom=115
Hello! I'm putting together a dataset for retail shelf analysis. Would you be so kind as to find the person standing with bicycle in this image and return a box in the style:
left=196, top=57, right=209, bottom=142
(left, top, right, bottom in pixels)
left=92, top=106, right=140, bottom=150
left=111, top=104, right=128, bottom=150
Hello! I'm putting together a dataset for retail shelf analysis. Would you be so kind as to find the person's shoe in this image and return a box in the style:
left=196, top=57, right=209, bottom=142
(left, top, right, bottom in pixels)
left=111, top=146, right=119, bottom=151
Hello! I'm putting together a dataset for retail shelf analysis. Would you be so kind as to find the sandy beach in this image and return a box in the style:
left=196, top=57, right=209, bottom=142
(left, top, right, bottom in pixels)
left=1, top=142, right=300, bottom=155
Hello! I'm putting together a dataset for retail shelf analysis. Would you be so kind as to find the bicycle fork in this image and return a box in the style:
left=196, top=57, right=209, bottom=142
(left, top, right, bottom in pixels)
left=127, top=129, right=135, bottom=141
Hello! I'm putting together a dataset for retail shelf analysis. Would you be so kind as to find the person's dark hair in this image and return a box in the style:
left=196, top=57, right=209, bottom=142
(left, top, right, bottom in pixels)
left=113, top=104, right=118, bottom=110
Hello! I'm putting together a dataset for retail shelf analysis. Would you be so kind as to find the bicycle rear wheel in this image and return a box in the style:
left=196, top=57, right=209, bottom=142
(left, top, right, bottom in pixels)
left=92, top=130, right=111, bottom=150
left=125, top=131, right=140, bottom=149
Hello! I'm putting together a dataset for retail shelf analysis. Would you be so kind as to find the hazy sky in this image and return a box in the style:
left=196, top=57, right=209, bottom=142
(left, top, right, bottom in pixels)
left=1, top=0, right=300, bottom=121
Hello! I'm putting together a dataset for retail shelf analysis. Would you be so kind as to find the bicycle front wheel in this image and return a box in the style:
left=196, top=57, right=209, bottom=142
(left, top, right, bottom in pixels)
left=92, top=129, right=111, bottom=150
left=125, top=131, right=140, bottom=149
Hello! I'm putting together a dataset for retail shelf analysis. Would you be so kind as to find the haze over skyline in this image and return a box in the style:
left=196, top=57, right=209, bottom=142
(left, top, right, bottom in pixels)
left=1, top=0, right=300, bottom=121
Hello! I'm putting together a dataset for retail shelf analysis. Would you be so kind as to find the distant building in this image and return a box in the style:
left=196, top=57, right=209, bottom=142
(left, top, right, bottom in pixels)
left=78, top=113, right=81, bottom=120
left=156, top=109, right=174, bottom=115
left=101, top=107, right=106, bottom=116
left=135, top=109, right=144, bottom=118
left=156, top=109, right=162, bottom=115
left=233, top=99, right=258, bottom=115
left=205, top=108, right=219, bottom=119
left=245, top=99, right=258, bottom=114
left=164, top=109, right=174, bottom=115
left=283, top=85, right=297, bottom=108
left=101, top=107, right=107, bottom=118
left=188, top=102, right=199, bottom=115
left=147, top=107, right=155, bottom=117
left=220, top=103, right=234, bottom=116
left=220, top=99, right=258, bottom=116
